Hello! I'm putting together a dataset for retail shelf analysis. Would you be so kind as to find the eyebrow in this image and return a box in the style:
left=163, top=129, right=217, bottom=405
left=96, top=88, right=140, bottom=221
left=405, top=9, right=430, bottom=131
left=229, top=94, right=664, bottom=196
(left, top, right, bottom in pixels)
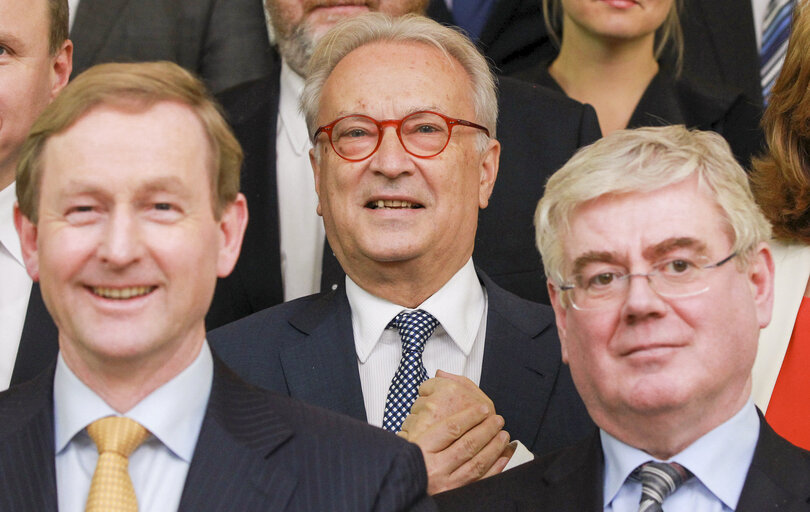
left=0, top=32, right=26, bottom=53
left=643, top=237, right=707, bottom=260
left=571, top=251, right=621, bottom=276
left=59, top=176, right=192, bottom=199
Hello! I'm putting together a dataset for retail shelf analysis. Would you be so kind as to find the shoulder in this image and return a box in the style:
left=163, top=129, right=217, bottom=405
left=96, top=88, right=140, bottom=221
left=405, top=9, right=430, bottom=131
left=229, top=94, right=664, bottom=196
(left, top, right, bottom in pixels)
left=481, top=271, right=557, bottom=338
left=0, top=368, right=53, bottom=439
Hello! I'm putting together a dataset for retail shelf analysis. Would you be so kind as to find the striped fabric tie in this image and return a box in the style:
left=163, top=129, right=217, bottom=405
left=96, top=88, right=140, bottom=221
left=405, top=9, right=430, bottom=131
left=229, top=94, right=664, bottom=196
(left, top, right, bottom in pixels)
left=761, top=0, right=795, bottom=103
left=633, top=461, right=693, bottom=512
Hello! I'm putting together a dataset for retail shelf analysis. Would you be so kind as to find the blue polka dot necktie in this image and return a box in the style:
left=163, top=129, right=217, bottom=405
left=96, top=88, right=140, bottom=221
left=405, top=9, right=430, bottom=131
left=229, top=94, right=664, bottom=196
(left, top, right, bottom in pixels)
left=382, top=309, right=439, bottom=432
left=633, top=461, right=693, bottom=512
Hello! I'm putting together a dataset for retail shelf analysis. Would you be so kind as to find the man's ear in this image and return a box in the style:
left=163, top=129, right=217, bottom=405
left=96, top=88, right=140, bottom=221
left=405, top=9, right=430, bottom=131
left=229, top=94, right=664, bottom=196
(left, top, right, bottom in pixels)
left=310, top=147, right=323, bottom=216
left=478, top=139, right=500, bottom=209
left=215, top=193, right=248, bottom=278
left=14, top=204, right=40, bottom=281
left=548, top=280, right=569, bottom=364
left=749, top=241, right=775, bottom=330
left=50, top=39, right=73, bottom=99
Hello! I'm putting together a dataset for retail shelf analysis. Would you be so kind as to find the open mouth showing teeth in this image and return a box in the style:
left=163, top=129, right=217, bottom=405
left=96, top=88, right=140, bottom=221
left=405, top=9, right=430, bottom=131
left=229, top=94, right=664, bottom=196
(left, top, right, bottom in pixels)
left=91, top=286, right=156, bottom=300
left=366, top=200, right=423, bottom=209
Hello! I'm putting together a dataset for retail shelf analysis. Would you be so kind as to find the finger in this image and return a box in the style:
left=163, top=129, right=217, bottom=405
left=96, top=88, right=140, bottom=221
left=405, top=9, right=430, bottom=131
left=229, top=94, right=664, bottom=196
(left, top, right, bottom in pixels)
left=415, top=405, right=492, bottom=452
left=435, top=370, right=478, bottom=390
left=450, top=429, right=510, bottom=484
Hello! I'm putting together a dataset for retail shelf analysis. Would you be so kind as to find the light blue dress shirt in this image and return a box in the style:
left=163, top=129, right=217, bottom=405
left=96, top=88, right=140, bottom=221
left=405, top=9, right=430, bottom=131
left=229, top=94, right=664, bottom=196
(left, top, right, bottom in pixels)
left=54, top=342, right=213, bottom=512
left=602, top=400, right=760, bottom=512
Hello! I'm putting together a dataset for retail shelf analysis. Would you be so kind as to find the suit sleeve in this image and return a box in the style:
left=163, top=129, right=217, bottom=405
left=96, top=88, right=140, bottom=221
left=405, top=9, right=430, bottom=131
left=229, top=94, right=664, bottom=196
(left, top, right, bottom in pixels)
left=372, top=442, right=437, bottom=512
left=201, top=0, right=273, bottom=93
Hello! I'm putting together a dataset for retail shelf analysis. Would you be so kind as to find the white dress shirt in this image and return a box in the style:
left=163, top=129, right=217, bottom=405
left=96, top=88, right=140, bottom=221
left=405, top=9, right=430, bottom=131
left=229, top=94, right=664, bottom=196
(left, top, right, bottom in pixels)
left=346, top=258, right=532, bottom=469
left=276, top=60, right=324, bottom=301
left=602, top=400, right=759, bottom=512
left=55, top=342, right=213, bottom=512
left=68, top=0, right=80, bottom=30
left=0, top=182, right=32, bottom=390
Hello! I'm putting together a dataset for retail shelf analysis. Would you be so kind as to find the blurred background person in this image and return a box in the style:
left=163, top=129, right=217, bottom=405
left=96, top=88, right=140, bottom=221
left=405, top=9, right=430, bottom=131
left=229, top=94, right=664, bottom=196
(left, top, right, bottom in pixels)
left=68, top=0, right=272, bottom=94
left=515, top=0, right=763, bottom=168
left=750, top=0, right=810, bottom=451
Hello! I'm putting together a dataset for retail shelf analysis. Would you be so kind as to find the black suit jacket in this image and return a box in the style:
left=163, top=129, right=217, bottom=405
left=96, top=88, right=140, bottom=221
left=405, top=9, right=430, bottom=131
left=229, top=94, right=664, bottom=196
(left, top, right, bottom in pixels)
left=9, top=284, right=58, bottom=387
left=0, top=356, right=435, bottom=511
left=679, top=0, right=762, bottom=109
left=517, top=62, right=764, bottom=168
left=434, top=415, right=810, bottom=511
left=208, top=271, right=594, bottom=456
left=207, top=56, right=600, bottom=328
left=70, top=0, right=273, bottom=94
left=426, top=0, right=556, bottom=75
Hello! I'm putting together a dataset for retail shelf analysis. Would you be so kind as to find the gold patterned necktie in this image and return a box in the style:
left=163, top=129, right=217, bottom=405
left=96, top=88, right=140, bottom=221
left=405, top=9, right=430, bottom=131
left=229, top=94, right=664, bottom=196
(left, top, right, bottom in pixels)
left=85, top=416, right=150, bottom=512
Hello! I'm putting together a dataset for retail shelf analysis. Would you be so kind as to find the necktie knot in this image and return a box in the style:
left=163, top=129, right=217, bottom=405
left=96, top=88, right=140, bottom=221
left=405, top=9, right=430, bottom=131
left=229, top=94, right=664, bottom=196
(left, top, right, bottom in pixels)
left=87, top=416, right=149, bottom=457
left=388, top=309, right=439, bottom=354
left=633, top=461, right=693, bottom=512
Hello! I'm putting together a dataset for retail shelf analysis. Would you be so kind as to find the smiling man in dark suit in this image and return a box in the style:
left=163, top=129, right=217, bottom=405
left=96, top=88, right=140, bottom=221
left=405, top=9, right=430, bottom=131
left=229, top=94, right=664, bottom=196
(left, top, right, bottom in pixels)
left=210, top=13, right=593, bottom=496
left=435, top=125, right=810, bottom=511
left=0, top=0, right=70, bottom=390
left=205, top=0, right=600, bottom=329
left=0, top=60, right=432, bottom=512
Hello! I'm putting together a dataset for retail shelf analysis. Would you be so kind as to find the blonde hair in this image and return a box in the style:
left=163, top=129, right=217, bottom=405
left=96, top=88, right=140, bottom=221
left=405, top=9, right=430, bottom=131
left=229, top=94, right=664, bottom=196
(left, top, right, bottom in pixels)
left=300, top=13, right=497, bottom=143
left=16, top=61, right=242, bottom=222
left=535, top=125, right=771, bottom=286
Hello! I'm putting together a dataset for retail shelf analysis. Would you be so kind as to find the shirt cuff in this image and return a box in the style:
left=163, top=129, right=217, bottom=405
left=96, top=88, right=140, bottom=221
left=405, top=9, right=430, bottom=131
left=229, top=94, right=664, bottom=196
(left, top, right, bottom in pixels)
left=502, top=440, right=534, bottom=472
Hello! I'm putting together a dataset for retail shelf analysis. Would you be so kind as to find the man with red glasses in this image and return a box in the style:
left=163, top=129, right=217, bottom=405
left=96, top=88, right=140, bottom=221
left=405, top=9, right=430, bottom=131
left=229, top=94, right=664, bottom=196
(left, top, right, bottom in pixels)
left=210, top=13, right=593, bottom=495
left=436, top=125, right=810, bottom=511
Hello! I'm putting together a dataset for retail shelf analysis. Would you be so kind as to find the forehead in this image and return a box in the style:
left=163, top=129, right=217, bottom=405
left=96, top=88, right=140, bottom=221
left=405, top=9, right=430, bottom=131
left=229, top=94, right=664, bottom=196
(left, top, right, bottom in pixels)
left=563, top=177, right=732, bottom=264
left=318, top=41, right=475, bottom=121
left=0, top=0, right=49, bottom=43
left=40, top=101, right=213, bottom=193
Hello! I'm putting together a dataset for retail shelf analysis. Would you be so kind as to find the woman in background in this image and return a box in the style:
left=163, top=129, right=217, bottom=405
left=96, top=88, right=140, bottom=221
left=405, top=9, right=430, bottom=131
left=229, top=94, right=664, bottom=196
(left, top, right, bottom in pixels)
left=751, top=0, right=810, bottom=451
left=516, top=0, right=762, bottom=167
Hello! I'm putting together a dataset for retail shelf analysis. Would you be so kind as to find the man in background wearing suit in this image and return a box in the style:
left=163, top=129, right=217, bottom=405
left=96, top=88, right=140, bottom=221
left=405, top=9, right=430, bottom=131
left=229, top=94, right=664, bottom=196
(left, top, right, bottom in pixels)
left=0, top=0, right=70, bottom=390
left=436, top=125, right=810, bottom=511
left=207, top=0, right=599, bottom=328
left=67, top=0, right=273, bottom=94
left=0, top=61, right=432, bottom=512
left=210, top=13, right=592, bottom=496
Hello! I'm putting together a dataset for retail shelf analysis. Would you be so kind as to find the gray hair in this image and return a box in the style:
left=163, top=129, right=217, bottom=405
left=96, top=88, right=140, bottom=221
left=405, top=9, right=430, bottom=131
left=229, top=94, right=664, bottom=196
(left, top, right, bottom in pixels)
left=535, top=125, right=771, bottom=286
left=300, top=13, right=497, bottom=146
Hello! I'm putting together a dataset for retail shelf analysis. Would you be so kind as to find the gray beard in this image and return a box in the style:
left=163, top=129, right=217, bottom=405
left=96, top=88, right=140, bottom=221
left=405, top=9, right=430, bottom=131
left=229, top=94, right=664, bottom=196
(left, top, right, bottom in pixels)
left=276, top=24, right=316, bottom=77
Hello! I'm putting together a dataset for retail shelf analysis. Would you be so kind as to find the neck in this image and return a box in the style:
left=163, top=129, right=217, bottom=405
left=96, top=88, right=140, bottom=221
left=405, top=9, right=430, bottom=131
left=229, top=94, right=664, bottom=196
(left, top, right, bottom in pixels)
left=60, top=334, right=205, bottom=413
left=595, top=381, right=751, bottom=460
left=551, top=22, right=658, bottom=135
left=345, top=256, right=470, bottom=308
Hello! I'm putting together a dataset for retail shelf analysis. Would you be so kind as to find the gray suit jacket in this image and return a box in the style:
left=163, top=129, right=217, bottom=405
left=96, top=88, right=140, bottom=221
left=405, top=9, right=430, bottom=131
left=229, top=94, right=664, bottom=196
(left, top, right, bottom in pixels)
left=0, top=357, right=435, bottom=511
left=209, top=271, right=594, bottom=456
left=70, top=0, right=273, bottom=93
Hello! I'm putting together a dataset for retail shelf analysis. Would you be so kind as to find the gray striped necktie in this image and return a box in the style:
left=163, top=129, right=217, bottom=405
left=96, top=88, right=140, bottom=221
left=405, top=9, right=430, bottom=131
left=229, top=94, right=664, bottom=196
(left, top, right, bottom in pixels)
left=633, top=461, right=693, bottom=512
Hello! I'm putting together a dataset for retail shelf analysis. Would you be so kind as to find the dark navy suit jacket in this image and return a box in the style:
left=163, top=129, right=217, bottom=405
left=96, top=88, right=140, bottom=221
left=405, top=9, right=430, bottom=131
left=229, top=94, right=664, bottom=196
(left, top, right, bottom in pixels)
left=10, top=284, right=58, bottom=388
left=0, top=357, right=435, bottom=511
left=209, top=271, right=594, bottom=457
left=434, top=415, right=810, bottom=511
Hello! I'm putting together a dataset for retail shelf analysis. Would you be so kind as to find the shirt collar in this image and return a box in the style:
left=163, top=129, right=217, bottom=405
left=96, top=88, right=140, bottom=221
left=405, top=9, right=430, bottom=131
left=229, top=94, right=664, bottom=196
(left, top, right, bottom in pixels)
left=346, top=258, right=485, bottom=363
left=54, top=342, right=214, bottom=463
left=278, top=59, right=310, bottom=156
left=0, top=182, right=23, bottom=266
left=601, top=399, right=759, bottom=510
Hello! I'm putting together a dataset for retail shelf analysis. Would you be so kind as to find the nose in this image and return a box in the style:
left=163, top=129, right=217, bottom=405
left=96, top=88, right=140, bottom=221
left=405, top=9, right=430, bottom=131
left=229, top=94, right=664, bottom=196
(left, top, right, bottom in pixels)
left=369, top=125, right=415, bottom=179
left=621, top=273, right=667, bottom=324
left=96, top=207, right=144, bottom=268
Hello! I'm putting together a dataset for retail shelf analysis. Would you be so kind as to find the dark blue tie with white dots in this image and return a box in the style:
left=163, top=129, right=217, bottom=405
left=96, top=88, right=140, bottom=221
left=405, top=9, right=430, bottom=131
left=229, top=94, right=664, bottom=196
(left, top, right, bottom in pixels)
left=382, top=309, right=439, bottom=432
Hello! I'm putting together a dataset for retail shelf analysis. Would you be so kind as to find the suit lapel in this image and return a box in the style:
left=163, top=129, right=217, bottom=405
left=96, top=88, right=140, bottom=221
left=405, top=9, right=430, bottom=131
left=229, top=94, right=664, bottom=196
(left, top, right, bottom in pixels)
left=178, top=359, right=297, bottom=511
left=515, top=432, right=603, bottom=511
left=736, top=415, right=810, bottom=512
left=70, top=0, right=134, bottom=74
left=12, top=283, right=58, bottom=386
left=478, top=272, right=561, bottom=449
left=280, top=287, right=368, bottom=421
left=0, top=369, right=58, bottom=510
